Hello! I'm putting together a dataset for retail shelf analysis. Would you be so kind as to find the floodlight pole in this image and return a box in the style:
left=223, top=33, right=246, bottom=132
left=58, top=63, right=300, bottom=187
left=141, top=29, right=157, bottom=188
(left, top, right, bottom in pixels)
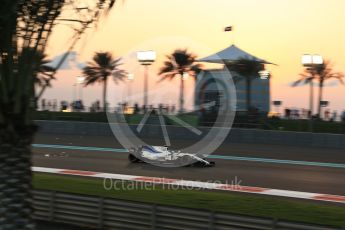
left=77, top=76, right=85, bottom=101
left=309, top=73, right=314, bottom=118
left=137, top=51, right=156, bottom=111
left=144, top=65, right=149, bottom=108
left=302, top=54, right=323, bottom=118
left=138, top=62, right=153, bottom=111
left=127, top=73, right=134, bottom=106
left=302, top=54, right=323, bottom=132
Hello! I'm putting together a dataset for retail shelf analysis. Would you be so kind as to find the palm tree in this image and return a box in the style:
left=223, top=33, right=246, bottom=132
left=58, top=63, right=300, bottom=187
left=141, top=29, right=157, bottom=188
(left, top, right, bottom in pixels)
left=158, top=49, right=202, bottom=113
left=18, top=48, right=56, bottom=106
left=292, top=73, right=315, bottom=118
left=315, top=61, right=344, bottom=117
left=27, top=49, right=56, bottom=96
left=0, top=1, right=116, bottom=228
left=83, top=52, right=127, bottom=112
left=228, top=58, right=265, bottom=113
left=294, top=60, right=344, bottom=118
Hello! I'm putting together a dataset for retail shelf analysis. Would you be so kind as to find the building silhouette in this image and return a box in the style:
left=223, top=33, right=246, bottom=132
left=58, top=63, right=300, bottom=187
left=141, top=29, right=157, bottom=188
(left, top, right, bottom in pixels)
left=196, top=44, right=273, bottom=113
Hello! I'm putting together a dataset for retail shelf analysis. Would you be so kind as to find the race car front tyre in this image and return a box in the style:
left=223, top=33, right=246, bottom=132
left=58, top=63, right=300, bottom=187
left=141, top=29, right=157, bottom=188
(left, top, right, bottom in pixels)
left=128, top=154, right=140, bottom=163
left=207, top=161, right=216, bottom=167
left=191, top=160, right=215, bottom=167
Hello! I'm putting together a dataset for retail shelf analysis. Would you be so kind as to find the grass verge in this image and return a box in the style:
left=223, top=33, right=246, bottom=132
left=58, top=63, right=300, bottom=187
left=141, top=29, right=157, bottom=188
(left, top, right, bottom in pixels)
left=33, top=173, right=345, bottom=228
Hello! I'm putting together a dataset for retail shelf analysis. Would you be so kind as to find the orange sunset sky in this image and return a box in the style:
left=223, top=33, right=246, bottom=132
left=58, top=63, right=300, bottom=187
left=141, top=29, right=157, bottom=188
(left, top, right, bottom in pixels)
left=44, top=0, right=345, bottom=112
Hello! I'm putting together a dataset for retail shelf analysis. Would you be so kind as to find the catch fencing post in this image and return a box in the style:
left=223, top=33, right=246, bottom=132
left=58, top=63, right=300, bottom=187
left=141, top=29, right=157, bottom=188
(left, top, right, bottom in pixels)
left=271, top=217, right=278, bottom=230
left=98, top=197, right=104, bottom=229
left=49, top=191, right=56, bottom=222
left=151, top=204, right=157, bottom=230
left=209, top=211, right=215, bottom=229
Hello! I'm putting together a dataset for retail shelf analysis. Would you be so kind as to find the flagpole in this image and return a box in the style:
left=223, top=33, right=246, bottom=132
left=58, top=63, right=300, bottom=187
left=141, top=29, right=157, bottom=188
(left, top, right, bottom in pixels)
left=224, top=25, right=234, bottom=44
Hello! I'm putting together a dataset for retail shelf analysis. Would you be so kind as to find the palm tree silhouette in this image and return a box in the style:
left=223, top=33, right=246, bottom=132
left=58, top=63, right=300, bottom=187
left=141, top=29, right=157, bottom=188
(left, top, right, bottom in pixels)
left=228, top=58, right=265, bottom=112
left=293, top=60, right=344, bottom=118
left=19, top=48, right=56, bottom=101
left=292, top=70, right=316, bottom=117
left=158, top=49, right=202, bottom=113
left=83, top=52, right=127, bottom=112
left=314, top=61, right=344, bottom=117
left=32, top=50, right=56, bottom=89
left=0, top=1, right=116, bottom=228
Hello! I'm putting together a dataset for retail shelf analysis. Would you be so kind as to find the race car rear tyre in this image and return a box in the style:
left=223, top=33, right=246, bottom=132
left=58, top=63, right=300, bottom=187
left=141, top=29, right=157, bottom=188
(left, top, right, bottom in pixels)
left=128, top=154, right=140, bottom=163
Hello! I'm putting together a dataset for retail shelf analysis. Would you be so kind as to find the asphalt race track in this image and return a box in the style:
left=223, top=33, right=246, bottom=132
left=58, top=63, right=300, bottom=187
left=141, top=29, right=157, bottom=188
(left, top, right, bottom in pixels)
left=33, top=133, right=345, bottom=196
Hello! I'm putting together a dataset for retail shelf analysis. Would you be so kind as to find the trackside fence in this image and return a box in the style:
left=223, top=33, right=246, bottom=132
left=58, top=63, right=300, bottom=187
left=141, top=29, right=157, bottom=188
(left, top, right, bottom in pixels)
left=33, top=190, right=343, bottom=230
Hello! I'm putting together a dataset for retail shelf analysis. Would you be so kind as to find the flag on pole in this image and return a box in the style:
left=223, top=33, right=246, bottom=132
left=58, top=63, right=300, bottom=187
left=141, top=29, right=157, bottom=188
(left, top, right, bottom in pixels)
left=224, top=26, right=232, bottom=32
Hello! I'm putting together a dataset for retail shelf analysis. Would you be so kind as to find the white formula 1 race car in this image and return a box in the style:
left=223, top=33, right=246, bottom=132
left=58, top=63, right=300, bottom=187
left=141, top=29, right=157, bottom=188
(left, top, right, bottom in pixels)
left=128, top=145, right=215, bottom=167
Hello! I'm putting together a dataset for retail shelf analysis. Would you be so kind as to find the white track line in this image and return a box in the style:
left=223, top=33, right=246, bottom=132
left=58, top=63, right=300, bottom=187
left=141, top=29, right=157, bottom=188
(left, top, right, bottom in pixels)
left=32, top=166, right=345, bottom=204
